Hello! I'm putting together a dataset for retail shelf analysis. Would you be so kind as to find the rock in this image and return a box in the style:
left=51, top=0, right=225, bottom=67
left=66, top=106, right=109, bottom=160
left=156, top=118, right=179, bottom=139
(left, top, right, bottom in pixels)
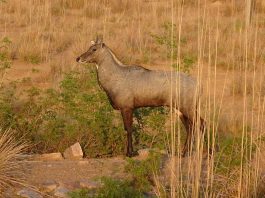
left=79, top=179, right=102, bottom=189
left=54, top=186, right=70, bottom=198
left=63, top=142, right=83, bottom=160
left=62, top=181, right=80, bottom=190
left=37, top=153, right=63, bottom=161
left=15, top=154, right=35, bottom=160
left=17, top=188, right=43, bottom=198
left=41, top=180, right=58, bottom=192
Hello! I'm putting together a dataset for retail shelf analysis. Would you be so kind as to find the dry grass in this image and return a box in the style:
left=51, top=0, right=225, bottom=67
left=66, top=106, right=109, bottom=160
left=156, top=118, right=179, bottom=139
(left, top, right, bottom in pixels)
left=0, top=0, right=263, bottom=71
left=230, top=74, right=254, bottom=96
left=0, top=0, right=265, bottom=197
left=0, top=130, right=28, bottom=194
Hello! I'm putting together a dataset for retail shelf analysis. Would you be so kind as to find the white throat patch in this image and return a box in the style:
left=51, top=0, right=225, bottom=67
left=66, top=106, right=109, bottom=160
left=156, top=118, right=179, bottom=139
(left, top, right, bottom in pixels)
left=96, top=64, right=99, bottom=69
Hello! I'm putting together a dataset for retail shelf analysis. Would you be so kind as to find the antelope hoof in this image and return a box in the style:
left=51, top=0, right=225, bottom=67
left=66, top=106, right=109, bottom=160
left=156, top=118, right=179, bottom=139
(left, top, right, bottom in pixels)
left=126, top=151, right=137, bottom=157
left=126, top=152, right=133, bottom=157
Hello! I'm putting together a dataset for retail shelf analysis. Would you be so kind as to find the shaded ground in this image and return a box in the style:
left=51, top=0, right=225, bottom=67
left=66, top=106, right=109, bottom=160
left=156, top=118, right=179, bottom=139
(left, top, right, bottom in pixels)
left=26, top=157, right=127, bottom=186
left=3, top=156, right=129, bottom=198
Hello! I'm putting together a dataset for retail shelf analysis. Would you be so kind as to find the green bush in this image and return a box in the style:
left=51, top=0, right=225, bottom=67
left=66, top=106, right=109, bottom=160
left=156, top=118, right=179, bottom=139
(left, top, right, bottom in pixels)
left=0, top=37, right=12, bottom=73
left=133, top=107, right=169, bottom=151
left=214, top=132, right=255, bottom=175
left=0, top=66, right=170, bottom=156
left=69, top=178, right=145, bottom=198
left=0, top=67, right=124, bottom=156
left=151, top=22, right=195, bottom=73
left=125, top=151, right=162, bottom=192
left=95, top=177, right=144, bottom=198
left=23, top=54, right=41, bottom=64
left=69, top=189, right=90, bottom=198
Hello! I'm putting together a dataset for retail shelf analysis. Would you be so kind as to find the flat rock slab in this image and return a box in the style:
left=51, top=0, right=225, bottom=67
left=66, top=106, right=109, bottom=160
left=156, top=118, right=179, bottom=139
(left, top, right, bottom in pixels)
left=25, top=157, right=127, bottom=187
left=54, top=186, right=70, bottom=198
left=36, top=153, right=63, bottom=161
left=17, top=188, right=43, bottom=198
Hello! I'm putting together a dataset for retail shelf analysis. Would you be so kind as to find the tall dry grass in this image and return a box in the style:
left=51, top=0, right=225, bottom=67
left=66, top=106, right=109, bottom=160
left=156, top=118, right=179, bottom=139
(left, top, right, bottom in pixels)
left=0, top=0, right=265, bottom=197
left=155, top=0, right=265, bottom=197
left=0, top=130, right=28, bottom=195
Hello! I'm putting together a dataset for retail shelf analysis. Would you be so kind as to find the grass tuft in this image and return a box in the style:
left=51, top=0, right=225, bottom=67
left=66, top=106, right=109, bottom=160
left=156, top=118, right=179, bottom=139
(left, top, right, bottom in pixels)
left=0, top=130, right=28, bottom=193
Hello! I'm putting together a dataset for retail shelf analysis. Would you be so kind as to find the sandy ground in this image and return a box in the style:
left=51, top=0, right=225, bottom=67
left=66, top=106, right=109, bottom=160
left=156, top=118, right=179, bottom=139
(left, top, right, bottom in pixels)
left=25, top=157, right=127, bottom=186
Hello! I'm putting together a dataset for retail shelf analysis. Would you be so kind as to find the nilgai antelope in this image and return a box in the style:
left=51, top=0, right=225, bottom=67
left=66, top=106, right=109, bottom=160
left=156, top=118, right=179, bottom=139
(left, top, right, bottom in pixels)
left=76, top=37, right=206, bottom=157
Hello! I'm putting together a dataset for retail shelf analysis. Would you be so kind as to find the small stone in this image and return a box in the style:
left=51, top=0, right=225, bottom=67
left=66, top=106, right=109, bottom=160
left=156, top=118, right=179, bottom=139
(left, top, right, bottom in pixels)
left=42, top=180, right=58, bottom=192
left=54, top=186, right=70, bottom=198
left=17, top=188, right=43, bottom=198
left=38, top=153, right=63, bottom=161
left=79, top=179, right=101, bottom=189
left=63, top=142, right=83, bottom=160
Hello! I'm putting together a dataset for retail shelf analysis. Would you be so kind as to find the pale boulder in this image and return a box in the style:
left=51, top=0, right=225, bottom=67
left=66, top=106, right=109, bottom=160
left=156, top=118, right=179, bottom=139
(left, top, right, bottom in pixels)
left=17, top=188, right=43, bottom=198
left=63, top=142, right=83, bottom=160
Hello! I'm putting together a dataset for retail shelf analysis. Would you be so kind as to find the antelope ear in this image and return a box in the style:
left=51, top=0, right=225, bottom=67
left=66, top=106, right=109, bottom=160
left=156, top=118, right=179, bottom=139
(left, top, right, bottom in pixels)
left=91, top=40, right=96, bottom=45
left=101, top=43, right=105, bottom=48
left=95, top=35, right=103, bottom=44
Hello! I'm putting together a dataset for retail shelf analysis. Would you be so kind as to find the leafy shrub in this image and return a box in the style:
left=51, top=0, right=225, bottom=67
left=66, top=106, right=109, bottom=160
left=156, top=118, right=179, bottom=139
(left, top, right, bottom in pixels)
left=133, top=107, right=169, bottom=151
left=23, top=53, right=41, bottom=64
left=95, top=177, right=144, bottom=198
left=151, top=22, right=195, bottom=73
left=0, top=37, right=12, bottom=76
left=0, top=67, right=124, bottom=156
left=69, top=189, right=90, bottom=198
left=69, top=177, right=145, bottom=198
left=0, top=65, right=171, bottom=157
left=215, top=133, right=255, bottom=175
left=125, top=151, right=162, bottom=192
left=150, top=22, right=178, bottom=59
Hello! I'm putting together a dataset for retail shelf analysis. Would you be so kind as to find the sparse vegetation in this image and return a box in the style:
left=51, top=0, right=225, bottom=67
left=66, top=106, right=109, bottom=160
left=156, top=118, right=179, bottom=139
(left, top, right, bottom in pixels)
left=151, top=22, right=195, bottom=73
left=125, top=151, right=162, bottom=193
left=0, top=0, right=265, bottom=196
left=69, top=177, right=145, bottom=198
left=0, top=37, right=12, bottom=84
left=94, top=177, right=144, bottom=198
left=69, top=189, right=90, bottom=198
left=0, top=67, right=170, bottom=156
left=69, top=152, right=162, bottom=198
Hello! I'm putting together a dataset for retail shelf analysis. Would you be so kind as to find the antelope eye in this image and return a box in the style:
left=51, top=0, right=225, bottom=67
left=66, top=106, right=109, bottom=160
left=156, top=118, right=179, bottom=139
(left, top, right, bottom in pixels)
left=93, top=48, right=97, bottom=51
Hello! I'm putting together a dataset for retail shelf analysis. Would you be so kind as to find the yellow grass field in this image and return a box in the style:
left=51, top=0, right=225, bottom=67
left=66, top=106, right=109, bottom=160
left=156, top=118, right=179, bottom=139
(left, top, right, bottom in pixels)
left=0, top=0, right=265, bottom=197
